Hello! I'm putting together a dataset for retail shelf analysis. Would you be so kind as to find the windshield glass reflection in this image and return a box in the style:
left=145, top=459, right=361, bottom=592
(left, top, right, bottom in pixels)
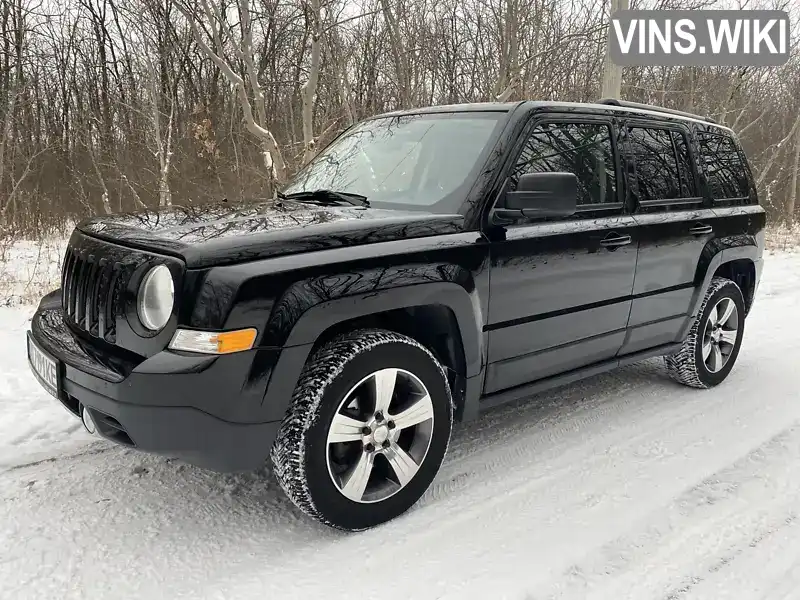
left=283, top=112, right=503, bottom=213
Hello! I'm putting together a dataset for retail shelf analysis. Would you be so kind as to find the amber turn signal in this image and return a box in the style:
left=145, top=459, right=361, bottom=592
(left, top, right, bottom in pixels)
left=169, top=328, right=258, bottom=355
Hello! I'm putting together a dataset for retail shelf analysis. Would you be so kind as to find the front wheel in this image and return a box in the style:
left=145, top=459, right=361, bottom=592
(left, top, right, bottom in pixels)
left=270, top=329, right=453, bottom=531
left=665, top=276, right=746, bottom=389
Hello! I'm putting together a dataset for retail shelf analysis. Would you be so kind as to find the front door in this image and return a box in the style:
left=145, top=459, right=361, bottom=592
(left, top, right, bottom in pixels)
left=484, top=116, right=638, bottom=394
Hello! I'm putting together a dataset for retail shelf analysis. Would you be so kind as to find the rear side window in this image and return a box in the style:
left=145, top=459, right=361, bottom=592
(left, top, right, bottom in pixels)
left=510, top=122, right=617, bottom=206
left=673, top=132, right=696, bottom=198
left=697, top=132, right=750, bottom=200
left=627, top=126, right=697, bottom=201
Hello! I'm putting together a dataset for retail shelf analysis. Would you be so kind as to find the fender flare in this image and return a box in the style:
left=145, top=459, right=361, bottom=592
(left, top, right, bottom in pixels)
left=260, top=282, right=484, bottom=422
left=679, top=241, right=760, bottom=339
left=285, top=281, right=481, bottom=370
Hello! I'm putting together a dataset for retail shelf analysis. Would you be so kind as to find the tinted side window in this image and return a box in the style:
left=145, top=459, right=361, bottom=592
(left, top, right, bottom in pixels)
left=672, top=131, right=697, bottom=198
left=628, top=126, right=696, bottom=201
left=697, top=132, right=749, bottom=199
left=511, top=122, right=617, bottom=206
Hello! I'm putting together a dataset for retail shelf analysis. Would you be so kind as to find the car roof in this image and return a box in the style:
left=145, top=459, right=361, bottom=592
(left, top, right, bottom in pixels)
left=373, top=100, right=734, bottom=133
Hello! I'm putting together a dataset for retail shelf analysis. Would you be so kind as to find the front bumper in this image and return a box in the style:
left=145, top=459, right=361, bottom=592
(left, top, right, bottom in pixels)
left=28, top=297, right=283, bottom=473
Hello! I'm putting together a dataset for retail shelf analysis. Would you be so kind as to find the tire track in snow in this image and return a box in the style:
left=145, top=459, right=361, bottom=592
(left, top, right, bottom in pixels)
left=0, top=440, right=113, bottom=473
left=526, top=424, right=800, bottom=600
left=428, top=365, right=657, bottom=500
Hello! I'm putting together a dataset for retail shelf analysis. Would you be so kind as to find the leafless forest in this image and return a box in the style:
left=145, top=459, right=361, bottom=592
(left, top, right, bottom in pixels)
left=0, top=0, right=798, bottom=236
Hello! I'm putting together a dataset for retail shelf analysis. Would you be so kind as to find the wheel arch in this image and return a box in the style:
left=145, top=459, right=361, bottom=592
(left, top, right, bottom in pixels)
left=712, top=258, right=756, bottom=315
left=681, top=237, right=761, bottom=339
left=261, top=281, right=484, bottom=423
left=306, top=304, right=467, bottom=388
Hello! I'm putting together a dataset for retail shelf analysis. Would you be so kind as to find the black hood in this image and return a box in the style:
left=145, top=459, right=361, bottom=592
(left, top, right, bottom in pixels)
left=77, top=199, right=465, bottom=269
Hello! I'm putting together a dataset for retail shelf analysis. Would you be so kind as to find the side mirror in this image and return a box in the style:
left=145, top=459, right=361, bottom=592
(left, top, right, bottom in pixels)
left=494, top=172, right=578, bottom=220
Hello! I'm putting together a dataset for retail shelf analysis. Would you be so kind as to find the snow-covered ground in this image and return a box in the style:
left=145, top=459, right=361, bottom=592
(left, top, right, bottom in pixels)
left=1, top=247, right=799, bottom=600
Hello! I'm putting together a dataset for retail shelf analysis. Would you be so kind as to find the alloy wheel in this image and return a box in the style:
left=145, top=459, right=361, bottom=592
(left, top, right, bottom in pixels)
left=326, top=368, right=435, bottom=503
left=702, top=297, right=739, bottom=373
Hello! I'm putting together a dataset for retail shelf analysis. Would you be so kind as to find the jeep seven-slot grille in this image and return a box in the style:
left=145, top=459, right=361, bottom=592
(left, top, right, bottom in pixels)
left=61, top=247, right=127, bottom=343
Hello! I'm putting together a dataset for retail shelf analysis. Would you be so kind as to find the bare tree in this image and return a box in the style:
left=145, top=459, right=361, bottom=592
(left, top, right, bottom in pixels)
left=0, top=0, right=797, bottom=234
left=176, top=0, right=287, bottom=185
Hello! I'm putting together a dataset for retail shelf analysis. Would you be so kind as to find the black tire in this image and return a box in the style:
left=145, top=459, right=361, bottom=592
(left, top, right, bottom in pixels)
left=270, top=328, right=453, bottom=531
left=665, top=276, right=746, bottom=389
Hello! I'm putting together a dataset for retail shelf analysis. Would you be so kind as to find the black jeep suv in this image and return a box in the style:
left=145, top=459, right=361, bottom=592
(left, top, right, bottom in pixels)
left=27, top=99, right=765, bottom=530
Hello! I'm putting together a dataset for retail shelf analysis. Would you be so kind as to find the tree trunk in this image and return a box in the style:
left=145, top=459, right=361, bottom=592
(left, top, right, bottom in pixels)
left=301, top=0, right=322, bottom=165
left=600, top=0, right=627, bottom=99
left=326, top=19, right=354, bottom=126
left=379, top=0, right=410, bottom=108
left=158, top=104, right=174, bottom=208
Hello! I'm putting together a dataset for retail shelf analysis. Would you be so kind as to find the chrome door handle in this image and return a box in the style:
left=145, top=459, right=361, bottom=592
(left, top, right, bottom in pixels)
left=689, top=224, right=713, bottom=236
left=599, top=234, right=632, bottom=248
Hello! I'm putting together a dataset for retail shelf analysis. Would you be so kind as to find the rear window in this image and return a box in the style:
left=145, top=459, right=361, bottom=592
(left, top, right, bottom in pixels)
left=697, top=132, right=750, bottom=200
left=627, top=126, right=697, bottom=202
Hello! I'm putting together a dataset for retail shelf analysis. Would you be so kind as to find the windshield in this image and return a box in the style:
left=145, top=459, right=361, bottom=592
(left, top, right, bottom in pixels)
left=283, top=112, right=505, bottom=213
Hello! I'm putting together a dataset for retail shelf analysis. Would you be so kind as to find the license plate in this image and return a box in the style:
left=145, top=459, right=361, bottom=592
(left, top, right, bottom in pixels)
left=27, top=333, right=59, bottom=398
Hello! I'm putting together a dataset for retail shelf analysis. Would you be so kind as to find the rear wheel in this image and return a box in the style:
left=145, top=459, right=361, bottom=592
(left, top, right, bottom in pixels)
left=270, top=329, right=453, bottom=531
left=665, top=276, right=745, bottom=389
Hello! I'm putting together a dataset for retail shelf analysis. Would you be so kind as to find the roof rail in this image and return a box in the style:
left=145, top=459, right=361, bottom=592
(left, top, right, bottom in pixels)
left=596, top=98, right=717, bottom=124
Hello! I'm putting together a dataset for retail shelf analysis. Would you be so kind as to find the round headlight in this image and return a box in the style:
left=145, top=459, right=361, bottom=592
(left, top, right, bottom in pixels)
left=137, top=265, right=174, bottom=331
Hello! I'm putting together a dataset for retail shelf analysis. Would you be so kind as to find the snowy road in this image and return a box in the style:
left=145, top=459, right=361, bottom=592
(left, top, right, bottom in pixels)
left=1, top=251, right=799, bottom=600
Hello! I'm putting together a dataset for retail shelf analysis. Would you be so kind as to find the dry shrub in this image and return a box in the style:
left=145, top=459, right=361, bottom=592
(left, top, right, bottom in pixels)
left=765, top=223, right=800, bottom=253
left=0, top=226, right=71, bottom=307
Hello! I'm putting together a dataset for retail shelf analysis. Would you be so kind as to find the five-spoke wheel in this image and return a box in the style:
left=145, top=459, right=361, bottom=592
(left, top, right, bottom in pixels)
left=701, top=297, right=739, bottom=373
left=666, top=276, right=746, bottom=389
left=327, top=368, right=435, bottom=503
left=271, top=329, right=453, bottom=531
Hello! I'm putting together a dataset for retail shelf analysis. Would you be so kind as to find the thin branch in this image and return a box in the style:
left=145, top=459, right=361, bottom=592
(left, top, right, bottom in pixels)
left=757, top=113, right=800, bottom=189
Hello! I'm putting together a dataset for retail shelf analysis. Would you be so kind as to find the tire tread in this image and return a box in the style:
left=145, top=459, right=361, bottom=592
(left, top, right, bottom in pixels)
left=270, top=328, right=451, bottom=530
left=665, top=276, right=741, bottom=389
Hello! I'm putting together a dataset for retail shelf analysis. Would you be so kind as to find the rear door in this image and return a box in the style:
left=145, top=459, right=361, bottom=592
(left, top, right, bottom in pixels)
left=620, top=119, right=722, bottom=355
left=484, top=114, right=638, bottom=394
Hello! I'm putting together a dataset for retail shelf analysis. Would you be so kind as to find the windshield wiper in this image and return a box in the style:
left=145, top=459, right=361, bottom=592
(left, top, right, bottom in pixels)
left=277, top=189, right=370, bottom=208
